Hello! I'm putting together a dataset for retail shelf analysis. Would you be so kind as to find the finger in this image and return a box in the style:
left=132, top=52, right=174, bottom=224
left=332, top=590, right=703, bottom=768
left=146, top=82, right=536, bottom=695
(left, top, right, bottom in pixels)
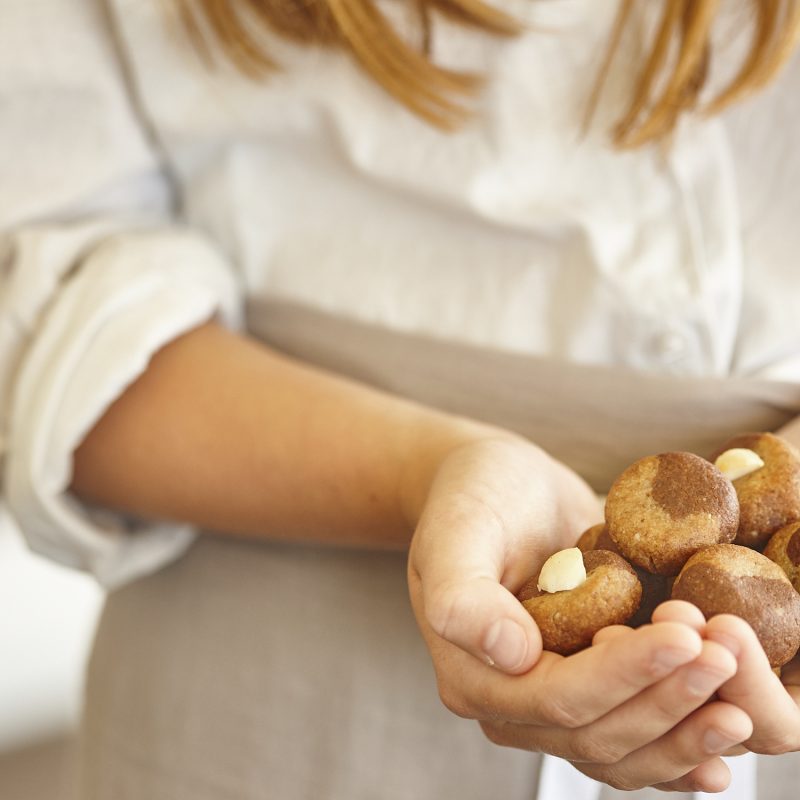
left=654, top=758, right=732, bottom=794
left=586, top=701, right=752, bottom=792
left=592, top=625, right=633, bottom=646
left=651, top=599, right=706, bottom=632
left=482, top=639, right=736, bottom=763
left=468, top=621, right=702, bottom=726
left=722, top=744, right=750, bottom=756
left=782, top=652, right=800, bottom=686
left=706, top=614, right=800, bottom=755
left=782, top=653, right=800, bottom=713
left=569, top=640, right=736, bottom=762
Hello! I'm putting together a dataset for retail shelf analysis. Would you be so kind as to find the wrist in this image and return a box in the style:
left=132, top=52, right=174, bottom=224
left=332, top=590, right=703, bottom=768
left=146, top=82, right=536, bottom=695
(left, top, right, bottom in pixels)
left=396, top=414, right=523, bottom=531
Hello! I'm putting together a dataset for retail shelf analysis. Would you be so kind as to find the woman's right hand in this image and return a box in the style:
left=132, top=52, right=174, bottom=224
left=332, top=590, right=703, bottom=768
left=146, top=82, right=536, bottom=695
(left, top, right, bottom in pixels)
left=408, top=437, right=752, bottom=793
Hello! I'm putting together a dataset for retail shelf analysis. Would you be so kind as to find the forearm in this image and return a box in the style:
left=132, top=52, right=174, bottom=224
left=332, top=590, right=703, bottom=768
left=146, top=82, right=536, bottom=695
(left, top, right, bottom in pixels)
left=70, top=321, right=497, bottom=548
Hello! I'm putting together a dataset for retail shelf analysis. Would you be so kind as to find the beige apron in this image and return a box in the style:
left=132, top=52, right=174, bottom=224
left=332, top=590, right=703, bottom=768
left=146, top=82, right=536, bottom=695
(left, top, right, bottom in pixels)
left=76, top=302, right=800, bottom=800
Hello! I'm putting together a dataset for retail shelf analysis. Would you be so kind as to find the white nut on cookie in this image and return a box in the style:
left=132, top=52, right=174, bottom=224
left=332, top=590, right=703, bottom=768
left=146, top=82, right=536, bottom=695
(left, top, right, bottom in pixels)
left=714, top=448, right=765, bottom=481
left=537, top=548, right=587, bottom=593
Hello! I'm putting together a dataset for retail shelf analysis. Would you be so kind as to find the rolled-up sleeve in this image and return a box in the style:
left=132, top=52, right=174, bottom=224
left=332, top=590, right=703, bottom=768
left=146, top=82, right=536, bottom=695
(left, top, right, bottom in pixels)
left=1, top=226, right=240, bottom=588
left=0, top=1, right=242, bottom=588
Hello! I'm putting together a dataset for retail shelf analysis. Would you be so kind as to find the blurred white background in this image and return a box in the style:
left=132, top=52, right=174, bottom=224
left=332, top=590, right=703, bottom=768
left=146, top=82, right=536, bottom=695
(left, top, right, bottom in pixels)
left=0, top=506, right=103, bottom=798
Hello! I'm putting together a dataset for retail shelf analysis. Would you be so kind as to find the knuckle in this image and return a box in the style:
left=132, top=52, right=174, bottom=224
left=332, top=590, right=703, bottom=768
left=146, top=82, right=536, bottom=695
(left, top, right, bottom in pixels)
left=437, top=682, right=473, bottom=720
left=479, top=720, right=505, bottom=746
left=752, top=735, right=796, bottom=756
left=425, top=583, right=472, bottom=640
left=570, top=734, right=624, bottom=766
left=469, top=688, right=502, bottom=723
left=535, top=693, right=588, bottom=729
left=598, top=767, right=642, bottom=793
left=652, top=683, right=697, bottom=720
left=682, top=773, right=713, bottom=793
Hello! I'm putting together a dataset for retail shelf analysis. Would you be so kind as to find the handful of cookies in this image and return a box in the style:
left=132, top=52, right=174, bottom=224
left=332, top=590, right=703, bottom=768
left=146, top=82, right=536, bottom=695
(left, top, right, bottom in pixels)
left=517, top=432, right=800, bottom=668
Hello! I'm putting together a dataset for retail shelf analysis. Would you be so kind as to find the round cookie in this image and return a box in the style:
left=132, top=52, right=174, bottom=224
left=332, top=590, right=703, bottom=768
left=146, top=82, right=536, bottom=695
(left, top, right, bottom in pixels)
left=672, top=543, right=800, bottom=668
left=576, top=524, right=673, bottom=627
left=576, top=523, right=608, bottom=553
left=518, top=550, right=642, bottom=655
left=763, top=520, right=800, bottom=592
left=710, top=433, right=800, bottom=549
left=606, top=452, right=739, bottom=575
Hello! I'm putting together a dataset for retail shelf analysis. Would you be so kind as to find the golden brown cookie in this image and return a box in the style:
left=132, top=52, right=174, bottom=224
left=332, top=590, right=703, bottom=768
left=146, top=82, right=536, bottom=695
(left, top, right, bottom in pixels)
left=575, top=524, right=672, bottom=627
left=518, top=550, right=642, bottom=656
left=710, top=433, right=800, bottom=549
left=576, top=523, right=608, bottom=553
left=672, top=543, right=800, bottom=668
left=605, top=452, right=739, bottom=576
left=763, top=520, right=800, bottom=592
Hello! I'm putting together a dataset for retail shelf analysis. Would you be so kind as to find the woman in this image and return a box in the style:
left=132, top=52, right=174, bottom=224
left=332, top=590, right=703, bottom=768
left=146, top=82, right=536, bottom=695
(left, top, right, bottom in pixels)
left=1, top=1, right=799, bottom=797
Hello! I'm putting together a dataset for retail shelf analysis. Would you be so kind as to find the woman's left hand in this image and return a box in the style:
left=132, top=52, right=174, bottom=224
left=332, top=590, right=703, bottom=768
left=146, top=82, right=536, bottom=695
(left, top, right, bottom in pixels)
left=706, top=614, right=800, bottom=756
left=655, top=601, right=800, bottom=757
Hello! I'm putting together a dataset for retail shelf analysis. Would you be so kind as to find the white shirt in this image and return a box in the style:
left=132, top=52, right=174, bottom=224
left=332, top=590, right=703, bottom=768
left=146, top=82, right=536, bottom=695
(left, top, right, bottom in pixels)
left=1, top=0, right=799, bottom=588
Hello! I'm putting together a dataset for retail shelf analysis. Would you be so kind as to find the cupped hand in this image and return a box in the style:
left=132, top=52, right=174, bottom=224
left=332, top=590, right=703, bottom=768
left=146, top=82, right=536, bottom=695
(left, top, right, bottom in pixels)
left=408, top=439, right=751, bottom=793
left=705, top=614, right=800, bottom=756
left=409, top=436, right=602, bottom=674
left=484, top=632, right=749, bottom=793
left=654, top=601, right=800, bottom=758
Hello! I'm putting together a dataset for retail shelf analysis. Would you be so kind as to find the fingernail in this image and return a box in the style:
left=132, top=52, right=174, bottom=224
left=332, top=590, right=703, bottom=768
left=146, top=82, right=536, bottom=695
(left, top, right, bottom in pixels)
left=654, top=647, right=695, bottom=674
left=686, top=668, right=725, bottom=697
left=708, top=631, right=742, bottom=658
left=704, top=729, right=740, bottom=754
left=703, top=730, right=739, bottom=753
left=483, top=619, right=528, bottom=671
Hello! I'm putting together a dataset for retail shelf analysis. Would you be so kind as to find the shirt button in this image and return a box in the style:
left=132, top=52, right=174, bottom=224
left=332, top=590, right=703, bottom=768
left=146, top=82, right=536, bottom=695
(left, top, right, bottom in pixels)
left=652, top=329, right=688, bottom=363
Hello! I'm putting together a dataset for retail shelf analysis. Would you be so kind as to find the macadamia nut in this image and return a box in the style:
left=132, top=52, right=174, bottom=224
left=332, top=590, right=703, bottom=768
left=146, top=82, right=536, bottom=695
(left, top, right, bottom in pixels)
left=714, top=448, right=765, bottom=481
left=710, top=433, right=800, bottom=548
left=520, top=550, right=641, bottom=655
left=537, top=548, right=586, bottom=593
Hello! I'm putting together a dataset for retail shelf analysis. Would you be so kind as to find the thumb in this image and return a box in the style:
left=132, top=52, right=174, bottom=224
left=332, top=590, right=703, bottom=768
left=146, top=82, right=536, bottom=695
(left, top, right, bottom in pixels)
left=408, top=442, right=548, bottom=675
left=420, top=572, right=543, bottom=674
